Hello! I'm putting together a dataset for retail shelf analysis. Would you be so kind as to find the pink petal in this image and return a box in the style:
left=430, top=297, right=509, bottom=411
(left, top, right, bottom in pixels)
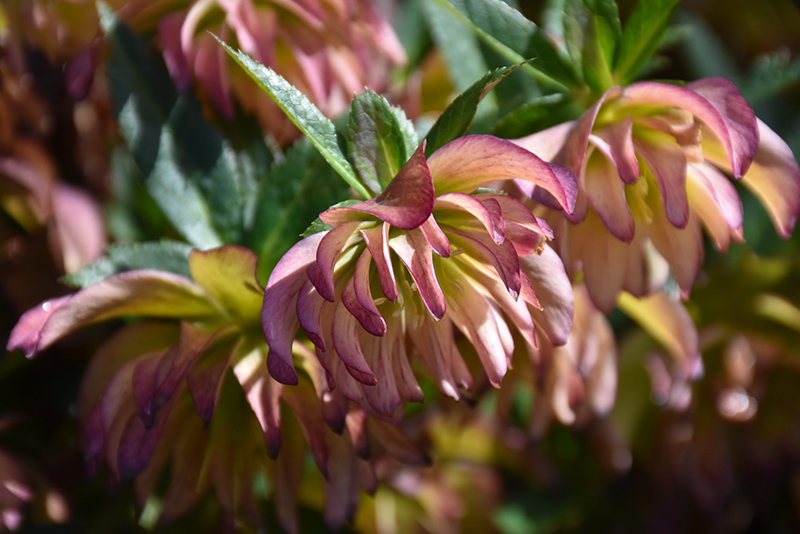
left=625, top=80, right=757, bottom=178
left=281, top=381, right=330, bottom=477
left=193, top=33, right=235, bottom=119
left=389, top=229, right=446, bottom=319
left=520, top=244, right=574, bottom=345
left=427, top=135, right=577, bottom=214
left=308, top=221, right=363, bottom=302
left=435, top=192, right=505, bottom=244
left=740, top=119, right=800, bottom=238
left=688, top=78, right=759, bottom=177
left=419, top=215, right=451, bottom=257
left=687, top=163, right=743, bottom=251
left=388, top=328, right=424, bottom=403
left=584, top=145, right=636, bottom=242
left=331, top=299, right=378, bottom=385
left=360, top=223, right=397, bottom=301
left=447, top=230, right=522, bottom=300
left=512, top=121, right=574, bottom=164
left=159, top=13, right=191, bottom=91
left=341, top=277, right=386, bottom=337
left=475, top=194, right=553, bottom=254
left=296, top=279, right=328, bottom=350
left=51, top=184, right=106, bottom=273
left=7, top=271, right=216, bottom=358
left=646, top=206, right=704, bottom=295
left=408, top=315, right=468, bottom=399
left=263, top=232, right=327, bottom=385
left=186, top=336, right=237, bottom=424
left=595, top=117, right=639, bottom=184
left=233, top=346, right=283, bottom=458
left=321, top=143, right=434, bottom=230
left=633, top=132, right=689, bottom=228
left=117, top=390, right=179, bottom=480
left=359, top=333, right=402, bottom=416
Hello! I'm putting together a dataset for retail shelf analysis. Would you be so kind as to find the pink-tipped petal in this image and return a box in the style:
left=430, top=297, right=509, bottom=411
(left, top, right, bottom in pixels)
left=521, top=244, right=574, bottom=346
left=408, top=315, right=466, bottom=399
left=263, top=233, right=327, bottom=385
left=360, top=223, right=397, bottom=301
left=359, top=333, right=402, bottom=416
left=688, top=78, right=759, bottom=177
left=159, top=13, right=191, bottom=90
left=233, top=346, right=283, bottom=458
left=309, top=221, right=363, bottom=302
left=321, top=143, right=434, bottom=230
left=341, top=277, right=386, bottom=337
left=740, top=119, right=800, bottom=238
left=596, top=117, right=639, bottom=184
left=647, top=206, right=704, bottom=295
left=389, top=229, right=446, bottom=319
left=584, top=146, right=636, bottom=242
left=117, top=391, right=178, bottom=481
left=625, top=80, right=756, bottom=178
left=448, top=230, right=522, bottom=300
left=634, top=133, right=689, bottom=228
left=297, top=279, right=328, bottom=350
left=186, top=336, right=237, bottom=424
left=428, top=135, right=577, bottom=213
left=331, top=299, right=378, bottom=385
left=51, top=184, right=106, bottom=273
left=435, top=192, right=505, bottom=244
left=7, top=271, right=216, bottom=358
left=419, top=215, right=451, bottom=257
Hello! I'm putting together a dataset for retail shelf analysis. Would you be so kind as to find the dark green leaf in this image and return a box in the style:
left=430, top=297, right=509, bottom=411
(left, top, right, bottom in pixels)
left=424, top=62, right=527, bottom=155
left=563, top=0, right=620, bottom=93
left=742, top=50, right=800, bottom=105
left=249, top=139, right=351, bottom=278
left=395, top=0, right=434, bottom=66
left=490, top=93, right=581, bottom=138
left=215, top=37, right=369, bottom=199
left=613, top=0, right=680, bottom=83
left=431, top=0, right=579, bottom=88
left=63, top=240, right=194, bottom=288
left=347, top=90, right=412, bottom=194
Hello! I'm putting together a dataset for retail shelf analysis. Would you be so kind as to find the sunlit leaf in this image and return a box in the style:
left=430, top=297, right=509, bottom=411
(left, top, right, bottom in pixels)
left=613, top=0, right=680, bottom=83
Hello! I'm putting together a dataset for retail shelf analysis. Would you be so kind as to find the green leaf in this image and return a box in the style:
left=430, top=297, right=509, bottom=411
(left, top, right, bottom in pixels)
left=347, top=90, right=413, bottom=194
left=563, top=0, right=620, bottom=93
left=424, top=62, right=526, bottom=156
left=63, top=240, right=194, bottom=288
left=249, top=139, right=351, bottom=278
left=215, top=37, right=370, bottom=199
left=430, top=0, right=579, bottom=88
left=102, top=5, right=249, bottom=248
left=490, top=93, right=581, bottom=138
left=613, top=0, right=680, bottom=84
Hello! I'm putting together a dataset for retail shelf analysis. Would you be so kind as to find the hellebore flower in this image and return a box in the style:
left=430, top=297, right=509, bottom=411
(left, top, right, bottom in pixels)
left=148, top=0, right=405, bottom=143
left=514, top=77, right=800, bottom=312
left=8, top=245, right=430, bottom=531
left=262, top=135, right=578, bottom=414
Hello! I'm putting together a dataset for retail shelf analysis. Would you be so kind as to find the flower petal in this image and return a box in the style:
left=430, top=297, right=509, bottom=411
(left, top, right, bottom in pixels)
left=448, top=230, right=522, bottom=300
left=521, top=244, right=574, bottom=345
left=51, top=184, right=106, bottom=273
left=359, top=332, right=402, bottom=416
left=596, top=116, right=639, bottom=184
left=584, top=145, right=636, bottom=242
left=360, top=223, right=397, bottom=301
left=647, top=206, right=704, bottom=296
left=186, top=336, right=238, bottom=425
left=321, top=143, right=434, bottom=230
left=389, top=229, right=446, bottom=320
left=408, top=315, right=468, bottom=399
left=263, top=232, right=327, bottom=385
left=419, top=215, right=451, bottom=257
left=331, top=299, right=378, bottom=385
left=342, top=276, right=386, bottom=337
left=740, top=119, right=800, bottom=238
left=297, top=279, right=328, bottom=350
left=7, top=271, right=217, bottom=358
left=687, top=163, right=743, bottom=251
left=435, top=192, right=505, bottom=244
left=308, top=221, right=363, bottom=302
left=428, top=135, right=577, bottom=213
left=634, top=130, right=689, bottom=228
left=188, top=245, right=263, bottom=323
left=233, top=345, right=283, bottom=458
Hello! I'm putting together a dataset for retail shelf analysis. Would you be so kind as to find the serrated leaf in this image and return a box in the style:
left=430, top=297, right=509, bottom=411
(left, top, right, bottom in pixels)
left=215, top=37, right=370, bottom=199
left=431, top=0, right=579, bottom=88
left=613, top=0, right=680, bottom=84
left=392, top=107, right=420, bottom=158
left=249, top=139, right=351, bottom=277
left=63, top=240, right=194, bottom=288
left=424, top=62, right=526, bottom=155
left=347, top=90, right=411, bottom=194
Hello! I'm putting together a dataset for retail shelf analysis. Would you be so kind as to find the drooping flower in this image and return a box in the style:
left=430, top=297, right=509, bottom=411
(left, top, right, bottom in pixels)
left=262, top=135, right=578, bottom=415
left=513, top=77, right=800, bottom=312
left=138, top=0, right=406, bottom=143
left=7, top=245, right=429, bottom=531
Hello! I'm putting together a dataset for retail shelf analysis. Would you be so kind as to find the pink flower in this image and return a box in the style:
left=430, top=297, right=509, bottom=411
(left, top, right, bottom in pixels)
left=514, top=78, right=800, bottom=312
left=262, top=135, right=578, bottom=414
